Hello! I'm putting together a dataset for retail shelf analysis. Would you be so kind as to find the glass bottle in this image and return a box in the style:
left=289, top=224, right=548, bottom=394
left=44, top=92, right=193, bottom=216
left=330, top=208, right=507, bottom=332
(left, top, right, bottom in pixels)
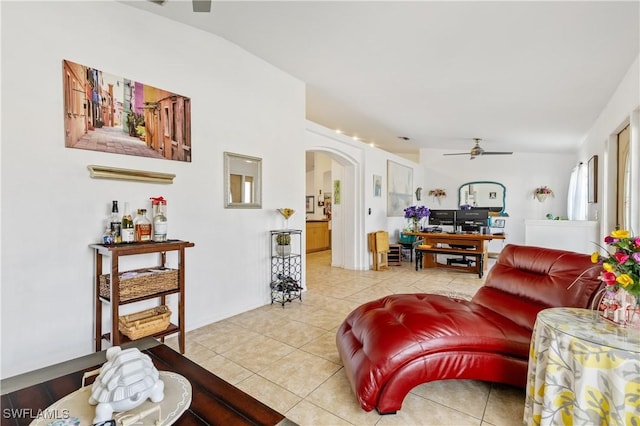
left=121, top=202, right=135, bottom=243
left=109, top=201, right=122, bottom=244
left=152, top=199, right=168, bottom=242
left=134, top=208, right=152, bottom=242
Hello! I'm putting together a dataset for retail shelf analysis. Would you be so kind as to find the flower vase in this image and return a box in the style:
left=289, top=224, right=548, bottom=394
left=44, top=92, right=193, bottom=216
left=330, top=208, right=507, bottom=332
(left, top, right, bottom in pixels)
left=599, top=288, right=640, bottom=328
left=412, top=218, right=420, bottom=232
left=436, top=196, right=443, bottom=205
left=535, top=193, right=548, bottom=202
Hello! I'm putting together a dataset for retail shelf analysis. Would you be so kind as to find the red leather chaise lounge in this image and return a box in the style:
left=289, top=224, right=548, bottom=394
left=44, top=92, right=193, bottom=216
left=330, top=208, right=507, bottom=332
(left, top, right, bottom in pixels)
left=336, top=244, right=603, bottom=414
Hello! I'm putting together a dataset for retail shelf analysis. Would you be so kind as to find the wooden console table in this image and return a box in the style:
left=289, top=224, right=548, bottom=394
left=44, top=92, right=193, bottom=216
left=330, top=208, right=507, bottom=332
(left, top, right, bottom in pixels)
left=408, top=232, right=505, bottom=276
left=0, top=339, right=291, bottom=426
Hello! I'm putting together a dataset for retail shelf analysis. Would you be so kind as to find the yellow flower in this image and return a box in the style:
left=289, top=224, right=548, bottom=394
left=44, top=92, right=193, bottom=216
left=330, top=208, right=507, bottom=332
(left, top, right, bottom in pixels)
left=616, top=274, right=634, bottom=288
left=602, top=262, right=614, bottom=272
left=591, top=252, right=600, bottom=263
left=611, top=229, right=630, bottom=239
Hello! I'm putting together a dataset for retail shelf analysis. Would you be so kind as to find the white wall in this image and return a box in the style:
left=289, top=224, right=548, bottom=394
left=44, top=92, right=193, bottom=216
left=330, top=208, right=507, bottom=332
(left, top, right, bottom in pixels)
left=578, top=56, right=640, bottom=236
left=1, top=1, right=305, bottom=378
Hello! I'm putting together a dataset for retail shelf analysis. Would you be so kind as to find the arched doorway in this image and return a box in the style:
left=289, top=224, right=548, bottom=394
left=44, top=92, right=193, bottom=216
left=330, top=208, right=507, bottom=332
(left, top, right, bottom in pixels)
left=305, top=125, right=369, bottom=270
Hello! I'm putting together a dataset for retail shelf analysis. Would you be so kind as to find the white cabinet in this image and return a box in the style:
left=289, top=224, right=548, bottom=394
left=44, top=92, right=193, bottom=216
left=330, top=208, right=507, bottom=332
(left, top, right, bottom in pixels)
left=525, top=220, right=599, bottom=254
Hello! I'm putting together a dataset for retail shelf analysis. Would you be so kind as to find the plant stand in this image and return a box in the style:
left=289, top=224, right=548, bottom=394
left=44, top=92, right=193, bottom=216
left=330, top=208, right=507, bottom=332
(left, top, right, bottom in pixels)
left=270, top=229, right=303, bottom=307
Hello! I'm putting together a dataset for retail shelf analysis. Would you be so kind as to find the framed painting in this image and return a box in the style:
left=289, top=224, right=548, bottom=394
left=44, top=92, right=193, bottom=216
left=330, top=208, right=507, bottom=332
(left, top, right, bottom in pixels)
left=62, top=59, right=192, bottom=162
left=588, top=155, right=598, bottom=203
left=334, top=180, right=341, bottom=205
left=306, top=196, right=315, bottom=213
left=373, top=174, right=382, bottom=197
left=387, top=160, right=413, bottom=216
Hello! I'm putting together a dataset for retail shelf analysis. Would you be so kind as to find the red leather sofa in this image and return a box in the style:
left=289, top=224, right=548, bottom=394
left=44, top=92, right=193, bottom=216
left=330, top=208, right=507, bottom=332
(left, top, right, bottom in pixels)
left=336, top=244, right=603, bottom=414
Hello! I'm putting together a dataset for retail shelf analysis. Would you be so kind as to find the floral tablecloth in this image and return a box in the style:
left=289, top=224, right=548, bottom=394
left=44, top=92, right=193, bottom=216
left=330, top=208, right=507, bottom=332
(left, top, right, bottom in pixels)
left=523, top=307, right=640, bottom=425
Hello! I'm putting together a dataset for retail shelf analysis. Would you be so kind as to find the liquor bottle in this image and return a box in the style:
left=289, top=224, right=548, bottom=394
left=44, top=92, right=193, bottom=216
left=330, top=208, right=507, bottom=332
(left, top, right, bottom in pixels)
left=109, top=201, right=122, bottom=244
left=134, top=208, right=152, bottom=242
left=151, top=197, right=168, bottom=242
left=121, top=202, right=135, bottom=243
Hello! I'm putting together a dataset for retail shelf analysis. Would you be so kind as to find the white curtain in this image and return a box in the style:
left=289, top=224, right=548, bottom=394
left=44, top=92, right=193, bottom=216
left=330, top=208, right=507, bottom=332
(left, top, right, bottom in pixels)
left=567, top=163, right=588, bottom=220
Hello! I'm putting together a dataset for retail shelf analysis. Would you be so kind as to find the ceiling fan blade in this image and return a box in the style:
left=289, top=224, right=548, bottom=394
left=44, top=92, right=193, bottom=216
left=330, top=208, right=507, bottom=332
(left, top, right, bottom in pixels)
left=482, top=152, right=513, bottom=155
left=443, top=153, right=470, bottom=156
left=193, top=0, right=212, bottom=12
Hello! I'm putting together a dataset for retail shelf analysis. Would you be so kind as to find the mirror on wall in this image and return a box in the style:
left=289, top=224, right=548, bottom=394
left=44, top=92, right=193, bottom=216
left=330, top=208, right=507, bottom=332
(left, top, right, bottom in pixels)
left=224, top=152, right=262, bottom=209
left=458, top=181, right=506, bottom=213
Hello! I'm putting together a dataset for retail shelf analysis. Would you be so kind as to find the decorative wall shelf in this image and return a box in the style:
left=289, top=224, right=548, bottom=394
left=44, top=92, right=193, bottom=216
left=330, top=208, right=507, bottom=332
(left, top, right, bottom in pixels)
left=87, top=165, right=175, bottom=184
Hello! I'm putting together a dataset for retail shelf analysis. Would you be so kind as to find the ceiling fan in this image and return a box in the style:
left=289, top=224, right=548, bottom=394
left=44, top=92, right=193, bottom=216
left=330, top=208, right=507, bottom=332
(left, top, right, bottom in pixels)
left=443, top=138, right=513, bottom=160
left=151, top=0, right=212, bottom=13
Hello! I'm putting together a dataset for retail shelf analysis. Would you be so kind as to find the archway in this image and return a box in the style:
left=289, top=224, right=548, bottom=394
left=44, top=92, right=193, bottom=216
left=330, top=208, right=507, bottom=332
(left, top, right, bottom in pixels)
left=305, top=126, right=368, bottom=270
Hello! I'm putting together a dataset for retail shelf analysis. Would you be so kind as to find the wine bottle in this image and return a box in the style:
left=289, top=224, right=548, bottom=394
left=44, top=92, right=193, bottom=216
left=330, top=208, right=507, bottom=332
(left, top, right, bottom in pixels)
left=151, top=197, right=168, bottom=242
left=121, top=202, right=135, bottom=243
left=110, top=201, right=122, bottom=244
left=134, top=208, right=152, bottom=242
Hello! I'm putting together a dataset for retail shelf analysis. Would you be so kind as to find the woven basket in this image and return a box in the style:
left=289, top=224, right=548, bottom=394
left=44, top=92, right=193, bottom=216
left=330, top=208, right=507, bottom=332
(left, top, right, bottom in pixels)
left=119, top=305, right=171, bottom=340
left=100, top=267, right=178, bottom=302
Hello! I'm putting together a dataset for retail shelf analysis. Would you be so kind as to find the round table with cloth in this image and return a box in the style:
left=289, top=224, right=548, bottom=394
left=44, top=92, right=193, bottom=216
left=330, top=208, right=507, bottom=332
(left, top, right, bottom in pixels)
left=523, top=307, right=640, bottom=425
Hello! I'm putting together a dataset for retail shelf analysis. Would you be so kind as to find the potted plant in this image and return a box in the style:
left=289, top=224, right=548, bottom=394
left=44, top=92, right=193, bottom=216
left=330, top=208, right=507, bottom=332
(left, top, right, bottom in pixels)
left=276, top=232, right=291, bottom=256
left=533, top=186, right=554, bottom=202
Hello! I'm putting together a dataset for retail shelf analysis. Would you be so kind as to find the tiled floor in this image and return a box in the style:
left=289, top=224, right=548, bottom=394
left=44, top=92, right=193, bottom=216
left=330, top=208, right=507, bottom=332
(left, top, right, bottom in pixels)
left=166, top=251, right=526, bottom=425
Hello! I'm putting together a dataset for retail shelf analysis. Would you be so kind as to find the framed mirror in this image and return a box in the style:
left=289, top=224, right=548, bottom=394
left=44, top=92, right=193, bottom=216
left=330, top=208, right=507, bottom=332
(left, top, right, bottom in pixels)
left=224, top=152, right=262, bottom=209
left=458, top=181, right=506, bottom=213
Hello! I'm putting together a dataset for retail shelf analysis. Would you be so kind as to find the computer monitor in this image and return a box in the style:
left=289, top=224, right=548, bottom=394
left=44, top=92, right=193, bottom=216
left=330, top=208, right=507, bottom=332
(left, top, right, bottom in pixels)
left=428, top=209, right=457, bottom=226
left=455, top=209, right=489, bottom=231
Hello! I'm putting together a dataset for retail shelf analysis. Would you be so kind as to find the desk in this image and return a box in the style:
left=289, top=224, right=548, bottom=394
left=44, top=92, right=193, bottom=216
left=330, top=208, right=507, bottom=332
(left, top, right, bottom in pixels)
left=408, top=232, right=505, bottom=273
left=1, top=339, right=293, bottom=426
left=524, top=308, right=640, bottom=426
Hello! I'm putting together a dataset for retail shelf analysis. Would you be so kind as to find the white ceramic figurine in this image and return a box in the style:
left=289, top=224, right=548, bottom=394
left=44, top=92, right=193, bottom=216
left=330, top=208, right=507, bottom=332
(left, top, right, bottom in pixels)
left=88, top=346, right=165, bottom=424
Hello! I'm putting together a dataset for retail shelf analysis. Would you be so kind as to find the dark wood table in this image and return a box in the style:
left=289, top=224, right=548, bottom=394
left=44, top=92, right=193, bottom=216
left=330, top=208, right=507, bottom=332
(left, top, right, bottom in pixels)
left=1, top=340, right=294, bottom=426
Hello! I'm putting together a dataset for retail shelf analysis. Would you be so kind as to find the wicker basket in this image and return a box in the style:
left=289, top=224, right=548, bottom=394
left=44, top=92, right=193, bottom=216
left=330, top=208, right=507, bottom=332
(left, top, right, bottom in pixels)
left=119, top=305, right=171, bottom=340
left=99, top=267, right=178, bottom=302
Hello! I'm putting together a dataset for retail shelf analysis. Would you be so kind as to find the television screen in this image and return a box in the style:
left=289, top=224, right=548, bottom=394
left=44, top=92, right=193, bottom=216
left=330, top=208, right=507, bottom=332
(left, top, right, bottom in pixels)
left=428, top=209, right=456, bottom=225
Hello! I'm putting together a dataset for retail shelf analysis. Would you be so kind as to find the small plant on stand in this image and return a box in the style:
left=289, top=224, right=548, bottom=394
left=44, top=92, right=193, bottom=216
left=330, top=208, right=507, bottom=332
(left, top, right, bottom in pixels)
left=275, top=233, right=291, bottom=256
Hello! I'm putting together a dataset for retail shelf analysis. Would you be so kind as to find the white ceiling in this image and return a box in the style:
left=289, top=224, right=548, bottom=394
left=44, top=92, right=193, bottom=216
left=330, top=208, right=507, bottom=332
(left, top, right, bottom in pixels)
left=123, top=0, right=639, bottom=157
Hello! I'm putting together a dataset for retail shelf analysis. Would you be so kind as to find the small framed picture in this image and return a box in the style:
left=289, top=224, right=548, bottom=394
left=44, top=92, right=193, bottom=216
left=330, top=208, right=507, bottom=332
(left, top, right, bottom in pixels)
left=492, top=219, right=505, bottom=228
left=306, top=196, right=315, bottom=213
left=489, top=192, right=497, bottom=199
left=373, top=174, right=382, bottom=197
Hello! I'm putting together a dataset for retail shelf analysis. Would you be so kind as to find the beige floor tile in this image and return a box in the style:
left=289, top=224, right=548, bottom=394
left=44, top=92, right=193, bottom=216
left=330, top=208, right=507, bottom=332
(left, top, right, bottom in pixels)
left=193, top=322, right=261, bottom=353
left=376, top=393, right=482, bottom=426
left=285, top=400, right=353, bottom=426
left=199, top=354, right=253, bottom=385
left=300, top=331, right=342, bottom=365
left=305, top=369, right=381, bottom=426
left=263, top=318, right=327, bottom=347
left=411, top=379, right=491, bottom=419
left=163, top=336, right=216, bottom=364
left=259, top=349, right=341, bottom=397
left=236, top=374, right=302, bottom=414
left=482, top=383, right=526, bottom=426
left=221, top=334, right=296, bottom=372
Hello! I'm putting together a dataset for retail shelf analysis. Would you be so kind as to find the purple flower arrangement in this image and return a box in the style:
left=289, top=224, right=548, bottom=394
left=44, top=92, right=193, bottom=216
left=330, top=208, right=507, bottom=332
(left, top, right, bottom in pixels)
left=404, top=205, right=430, bottom=220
